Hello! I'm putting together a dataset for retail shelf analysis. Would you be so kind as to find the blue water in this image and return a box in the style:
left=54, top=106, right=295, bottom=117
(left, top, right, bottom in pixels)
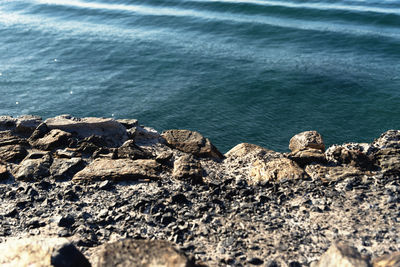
left=1, top=0, right=399, bottom=152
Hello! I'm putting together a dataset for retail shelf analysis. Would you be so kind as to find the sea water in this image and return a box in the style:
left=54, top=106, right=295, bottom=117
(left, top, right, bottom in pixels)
left=0, top=0, right=399, bottom=152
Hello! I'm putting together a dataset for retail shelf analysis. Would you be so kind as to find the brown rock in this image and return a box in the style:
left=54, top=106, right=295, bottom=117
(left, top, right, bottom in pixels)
left=12, top=153, right=52, bottom=181
left=32, top=129, right=72, bottom=150
left=305, top=164, right=365, bottom=181
left=92, top=239, right=195, bottom=267
left=0, top=162, right=8, bottom=179
left=117, top=140, right=152, bottom=160
left=173, top=154, right=203, bottom=183
left=373, top=251, right=400, bottom=267
left=0, top=130, right=28, bottom=147
left=45, top=115, right=128, bottom=147
left=0, top=237, right=90, bottom=267
left=249, top=157, right=308, bottom=183
left=73, top=158, right=161, bottom=182
left=0, top=144, right=28, bottom=162
left=310, top=242, right=370, bottom=267
left=0, top=116, right=16, bottom=131
left=162, top=129, right=223, bottom=159
left=288, top=148, right=327, bottom=167
left=373, top=148, right=400, bottom=175
left=225, top=143, right=274, bottom=158
left=289, top=131, right=325, bottom=152
left=15, top=115, right=42, bottom=136
left=50, top=157, right=85, bottom=180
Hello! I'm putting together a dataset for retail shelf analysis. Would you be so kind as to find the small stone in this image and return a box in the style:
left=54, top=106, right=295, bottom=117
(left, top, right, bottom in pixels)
left=288, top=148, right=327, bottom=167
left=57, top=215, right=75, bottom=228
left=289, top=131, right=325, bottom=152
left=0, top=162, right=8, bottom=179
left=172, top=154, right=203, bottom=183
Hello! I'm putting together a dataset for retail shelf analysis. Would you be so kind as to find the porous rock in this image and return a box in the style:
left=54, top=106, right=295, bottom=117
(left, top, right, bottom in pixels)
left=173, top=154, right=203, bottom=183
left=373, top=251, right=400, bottom=267
left=32, top=129, right=72, bottom=150
left=325, top=143, right=377, bottom=170
left=0, top=130, right=27, bottom=146
left=12, top=153, right=52, bottom=181
left=0, top=237, right=90, bottom=267
left=50, top=158, right=85, bottom=180
left=0, top=144, right=28, bottom=162
left=45, top=115, right=128, bottom=147
left=289, top=131, right=325, bottom=152
left=372, top=130, right=400, bottom=149
left=305, top=164, right=365, bottom=181
left=72, top=158, right=161, bottom=182
left=162, top=129, right=223, bottom=159
left=288, top=148, right=327, bottom=167
left=310, top=242, right=370, bottom=267
left=249, top=157, right=307, bottom=183
left=92, top=239, right=195, bottom=267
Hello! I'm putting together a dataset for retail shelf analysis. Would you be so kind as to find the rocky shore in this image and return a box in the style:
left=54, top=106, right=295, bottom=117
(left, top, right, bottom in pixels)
left=0, top=114, right=399, bottom=266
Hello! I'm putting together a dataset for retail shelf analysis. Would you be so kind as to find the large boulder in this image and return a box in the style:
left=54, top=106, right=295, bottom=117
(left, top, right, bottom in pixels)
left=310, top=242, right=370, bottom=267
left=289, top=131, right=325, bottom=152
left=249, top=157, right=308, bottom=183
left=225, top=143, right=274, bottom=158
left=31, top=129, right=72, bottom=151
left=12, top=153, right=52, bottom=181
left=73, top=158, right=161, bottom=182
left=288, top=148, right=327, bottom=167
left=0, top=237, right=90, bottom=267
left=161, top=129, right=223, bottom=159
left=45, top=115, right=128, bottom=147
left=173, top=154, right=203, bottom=183
left=92, top=239, right=195, bottom=267
left=0, top=116, right=16, bottom=131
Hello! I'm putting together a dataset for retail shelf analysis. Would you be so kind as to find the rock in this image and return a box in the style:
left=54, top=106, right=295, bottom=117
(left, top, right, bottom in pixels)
left=249, top=157, right=307, bottom=183
left=310, top=242, right=370, bottom=267
left=129, top=126, right=161, bottom=144
left=29, top=122, right=50, bottom=141
left=57, top=214, right=75, bottom=228
left=0, top=237, right=90, bottom=267
left=50, top=158, right=85, bottom=180
left=15, top=115, right=42, bottom=136
left=32, top=129, right=72, bottom=150
left=45, top=115, right=128, bottom=147
left=0, top=144, right=28, bottom=162
left=373, top=148, right=400, bottom=175
left=72, top=158, right=161, bottom=182
left=162, top=129, right=223, bottom=159
left=173, top=154, right=203, bottom=183
left=12, top=153, right=52, bottom=181
left=305, top=164, right=365, bottom=181
left=0, top=130, right=27, bottom=146
left=372, top=130, right=400, bottom=149
left=75, top=135, right=108, bottom=154
left=289, top=131, right=325, bottom=152
left=325, top=143, right=377, bottom=170
left=117, top=140, right=152, bottom=160
left=0, top=161, right=8, bottom=179
left=0, top=116, right=16, bottom=131
left=288, top=148, right=327, bottom=167
left=373, top=251, right=400, bottom=267
left=117, top=118, right=138, bottom=129
left=225, top=143, right=275, bottom=158
left=92, top=239, right=195, bottom=267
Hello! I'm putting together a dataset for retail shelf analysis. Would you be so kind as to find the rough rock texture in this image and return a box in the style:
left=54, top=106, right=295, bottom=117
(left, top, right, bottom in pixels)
left=173, top=154, right=203, bottom=183
left=72, top=158, right=161, bottom=182
left=45, top=115, right=128, bottom=147
left=15, top=115, right=43, bottom=137
left=32, top=129, right=72, bottom=151
left=0, top=116, right=399, bottom=267
left=310, top=242, right=370, bottom=267
left=0, top=237, right=90, bottom=267
left=249, top=157, right=308, bottom=183
left=373, top=251, right=400, bottom=267
left=0, top=162, right=8, bottom=179
left=289, top=131, right=325, bottom=152
left=162, top=129, right=223, bottom=159
left=92, top=239, right=195, bottom=267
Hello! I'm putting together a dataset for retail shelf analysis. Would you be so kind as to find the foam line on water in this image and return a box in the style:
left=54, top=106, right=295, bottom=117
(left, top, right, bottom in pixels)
left=21, top=0, right=400, bottom=40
